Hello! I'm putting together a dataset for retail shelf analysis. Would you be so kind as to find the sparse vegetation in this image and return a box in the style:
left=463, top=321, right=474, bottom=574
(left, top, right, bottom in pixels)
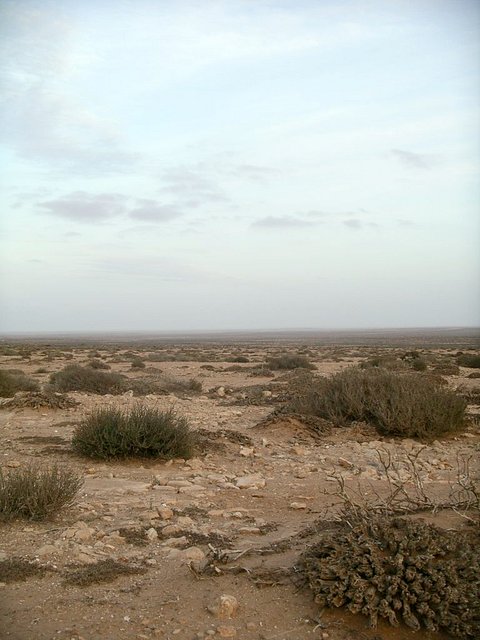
left=0, top=391, right=79, bottom=410
left=87, top=358, right=111, bottom=370
left=0, top=370, right=39, bottom=397
left=0, top=464, right=83, bottom=521
left=49, top=365, right=125, bottom=394
left=130, top=356, right=146, bottom=369
left=72, top=404, right=194, bottom=460
left=300, top=514, right=480, bottom=638
left=267, top=354, right=315, bottom=370
left=63, top=558, right=146, bottom=586
left=289, top=367, right=466, bottom=439
left=0, top=557, right=49, bottom=582
left=457, top=354, right=480, bottom=368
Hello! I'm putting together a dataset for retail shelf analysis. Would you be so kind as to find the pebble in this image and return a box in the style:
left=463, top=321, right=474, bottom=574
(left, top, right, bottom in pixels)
left=235, top=474, right=266, bottom=489
left=289, top=502, right=307, bottom=510
left=216, top=626, right=236, bottom=638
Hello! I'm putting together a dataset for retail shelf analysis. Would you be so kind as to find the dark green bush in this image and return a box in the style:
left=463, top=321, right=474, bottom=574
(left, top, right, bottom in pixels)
left=49, top=365, right=125, bottom=395
left=289, top=368, right=466, bottom=439
left=457, top=354, right=480, bottom=369
left=0, top=464, right=83, bottom=521
left=0, top=370, right=39, bottom=397
left=72, top=405, right=194, bottom=460
left=267, top=354, right=315, bottom=371
left=412, top=358, right=428, bottom=371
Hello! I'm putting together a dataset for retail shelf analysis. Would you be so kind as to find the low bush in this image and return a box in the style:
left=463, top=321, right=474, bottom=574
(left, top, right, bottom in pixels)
left=267, top=354, right=315, bottom=370
left=359, top=356, right=406, bottom=371
left=0, top=464, right=83, bottom=521
left=87, top=359, right=111, bottom=370
left=457, top=354, right=480, bottom=369
left=49, top=365, right=125, bottom=395
left=130, top=357, right=146, bottom=369
left=289, top=368, right=466, bottom=439
left=301, top=515, right=479, bottom=637
left=0, top=370, right=39, bottom=397
left=72, top=405, right=194, bottom=460
left=411, top=358, right=428, bottom=371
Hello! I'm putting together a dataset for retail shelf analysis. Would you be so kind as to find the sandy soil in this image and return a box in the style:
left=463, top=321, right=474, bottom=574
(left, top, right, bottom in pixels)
left=0, top=339, right=479, bottom=640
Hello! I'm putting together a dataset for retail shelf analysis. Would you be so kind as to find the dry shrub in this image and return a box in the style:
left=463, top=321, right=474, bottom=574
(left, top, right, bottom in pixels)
left=72, top=404, right=194, bottom=460
left=0, top=557, right=48, bottom=582
left=0, top=391, right=79, bottom=410
left=359, top=356, right=406, bottom=371
left=267, top=354, right=315, bottom=370
left=0, top=370, right=39, bottom=397
left=49, top=365, right=125, bottom=395
left=157, top=375, right=202, bottom=393
left=64, top=558, right=146, bottom=586
left=86, top=358, right=111, bottom=370
left=300, top=515, right=480, bottom=638
left=289, top=368, right=466, bottom=439
left=0, top=464, right=83, bottom=521
left=130, top=357, right=146, bottom=369
left=457, top=354, right=480, bottom=369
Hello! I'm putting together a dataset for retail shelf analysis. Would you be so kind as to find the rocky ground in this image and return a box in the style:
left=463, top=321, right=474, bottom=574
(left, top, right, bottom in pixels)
left=0, top=339, right=479, bottom=640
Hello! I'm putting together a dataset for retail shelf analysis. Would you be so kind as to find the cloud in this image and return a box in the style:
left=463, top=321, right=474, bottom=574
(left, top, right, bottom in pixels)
left=0, top=5, right=138, bottom=174
left=343, top=219, right=363, bottom=229
left=159, top=166, right=230, bottom=207
left=129, top=200, right=183, bottom=222
left=390, top=149, right=433, bottom=169
left=39, top=192, right=127, bottom=223
left=228, top=164, right=281, bottom=182
left=251, top=216, right=316, bottom=229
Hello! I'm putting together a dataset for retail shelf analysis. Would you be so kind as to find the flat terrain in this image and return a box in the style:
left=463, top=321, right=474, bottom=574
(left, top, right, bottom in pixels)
left=0, top=334, right=479, bottom=640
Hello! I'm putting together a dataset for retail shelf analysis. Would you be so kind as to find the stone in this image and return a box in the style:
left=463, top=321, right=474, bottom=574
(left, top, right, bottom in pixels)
left=161, top=524, right=183, bottom=537
left=216, top=626, right=236, bottom=638
left=207, top=595, right=238, bottom=619
left=181, top=547, right=206, bottom=563
left=157, top=507, right=174, bottom=520
left=217, top=387, right=226, bottom=397
left=146, top=528, right=159, bottom=542
left=290, top=502, right=307, bottom=510
left=235, top=474, right=265, bottom=489
left=36, top=545, right=57, bottom=557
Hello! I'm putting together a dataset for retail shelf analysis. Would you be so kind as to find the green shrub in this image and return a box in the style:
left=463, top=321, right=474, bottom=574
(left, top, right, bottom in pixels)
left=49, top=365, right=125, bottom=395
left=359, top=356, right=406, bottom=371
left=457, top=354, right=480, bottom=368
left=130, top=357, right=146, bottom=369
left=72, top=405, right=194, bottom=460
left=267, top=354, right=315, bottom=370
left=412, top=358, right=428, bottom=371
left=0, top=370, right=39, bottom=397
left=0, top=464, right=83, bottom=521
left=87, top=359, right=111, bottom=370
left=289, top=368, right=466, bottom=439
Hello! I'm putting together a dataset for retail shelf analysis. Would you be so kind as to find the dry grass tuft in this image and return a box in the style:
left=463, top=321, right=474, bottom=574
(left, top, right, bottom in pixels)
left=0, top=464, right=83, bottom=521
left=63, top=558, right=147, bottom=586
left=0, top=557, right=49, bottom=583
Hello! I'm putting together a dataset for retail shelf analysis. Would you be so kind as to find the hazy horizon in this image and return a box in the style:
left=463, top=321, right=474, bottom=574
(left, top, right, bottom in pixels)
left=1, top=0, right=479, bottom=332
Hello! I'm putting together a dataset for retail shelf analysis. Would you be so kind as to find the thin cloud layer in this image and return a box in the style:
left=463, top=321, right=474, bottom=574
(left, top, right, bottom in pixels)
left=391, top=149, right=432, bottom=169
left=129, top=201, right=183, bottom=222
left=251, top=216, right=316, bottom=229
left=39, top=192, right=127, bottom=223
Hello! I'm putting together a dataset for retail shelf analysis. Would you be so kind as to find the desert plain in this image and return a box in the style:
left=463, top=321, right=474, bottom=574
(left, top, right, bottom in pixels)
left=0, top=329, right=479, bottom=640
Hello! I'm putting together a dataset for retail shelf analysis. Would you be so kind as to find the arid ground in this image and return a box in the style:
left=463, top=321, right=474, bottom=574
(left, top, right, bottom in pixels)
left=1, top=331, right=479, bottom=640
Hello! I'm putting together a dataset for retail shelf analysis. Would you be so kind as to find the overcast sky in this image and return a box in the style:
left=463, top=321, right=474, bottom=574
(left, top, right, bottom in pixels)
left=1, top=0, right=479, bottom=332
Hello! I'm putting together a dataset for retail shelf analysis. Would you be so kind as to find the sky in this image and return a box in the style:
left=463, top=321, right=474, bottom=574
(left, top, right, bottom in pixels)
left=0, top=0, right=479, bottom=333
